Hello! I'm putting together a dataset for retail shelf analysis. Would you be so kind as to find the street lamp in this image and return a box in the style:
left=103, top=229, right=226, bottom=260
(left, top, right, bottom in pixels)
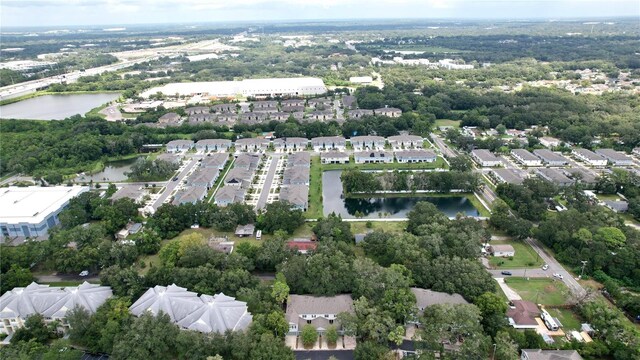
left=492, top=343, right=497, bottom=360
left=580, top=261, right=588, bottom=279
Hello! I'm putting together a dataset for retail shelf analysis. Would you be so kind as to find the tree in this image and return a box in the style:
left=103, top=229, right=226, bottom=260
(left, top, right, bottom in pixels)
left=407, top=201, right=448, bottom=234
left=258, top=201, right=305, bottom=234
left=449, top=155, right=473, bottom=172
left=354, top=341, right=390, bottom=360
left=11, top=314, right=58, bottom=345
left=313, top=213, right=353, bottom=243
left=250, top=333, right=295, bottom=360
left=111, top=312, right=180, bottom=360
left=0, top=264, right=34, bottom=294
left=594, top=227, right=626, bottom=248
left=271, top=275, right=290, bottom=306
left=301, top=324, right=318, bottom=348
left=325, top=326, right=339, bottom=346
left=494, top=330, right=519, bottom=360
left=475, top=292, right=508, bottom=337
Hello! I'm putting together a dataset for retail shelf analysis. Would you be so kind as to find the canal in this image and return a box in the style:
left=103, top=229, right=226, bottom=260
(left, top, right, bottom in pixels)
left=322, top=170, right=480, bottom=219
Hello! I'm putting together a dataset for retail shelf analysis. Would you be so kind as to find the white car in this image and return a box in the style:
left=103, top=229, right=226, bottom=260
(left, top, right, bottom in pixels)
left=542, top=264, right=549, bottom=271
left=553, top=273, right=564, bottom=280
left=79, top=270, right=89, bottom=277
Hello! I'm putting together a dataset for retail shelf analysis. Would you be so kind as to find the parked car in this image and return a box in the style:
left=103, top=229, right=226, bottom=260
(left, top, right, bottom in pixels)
left=501, top=271, right=513, bottom=276
left=553, top=273, right=564, bottom=280
left=173, top=177, right=179, bottom=181
left=542, top=264, right=549, bottom=271
left=79, top=270, right=89, bottom=277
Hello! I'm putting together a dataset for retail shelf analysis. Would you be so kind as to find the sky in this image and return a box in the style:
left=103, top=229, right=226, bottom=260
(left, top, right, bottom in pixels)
left=1, top=0, right=639, bottom=28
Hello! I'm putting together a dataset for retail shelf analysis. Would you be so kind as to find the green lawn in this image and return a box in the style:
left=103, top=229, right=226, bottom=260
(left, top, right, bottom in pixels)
left=489, top=240, right=544, bottom=269
left=435, top=119, right=461, bottom=128
left=546, top=307, right=582, bottom=331
left=505, top=277, right=571, bottom=306
left=349, top=221, right=407, bottom=234
left=305, top=156, right=323, bottom=219
left=321, top=156, right=447, bottom=171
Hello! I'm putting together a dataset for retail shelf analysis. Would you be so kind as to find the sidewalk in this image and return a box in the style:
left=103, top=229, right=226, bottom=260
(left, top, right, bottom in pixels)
left=495, top=277, right=522, bottom=301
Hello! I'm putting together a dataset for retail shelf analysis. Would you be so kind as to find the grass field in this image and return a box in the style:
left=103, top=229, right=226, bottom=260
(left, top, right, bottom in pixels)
left=306, top=156, right=323, bottom=219
left=435, top=119, right=461, bottom=128
left=546, top=307, right=582, bottom=330
left=505, top=277, right=571, bottom=306
left=349, top=221, right=407, bottom=234
left=489, top=240, right=544, bottom=269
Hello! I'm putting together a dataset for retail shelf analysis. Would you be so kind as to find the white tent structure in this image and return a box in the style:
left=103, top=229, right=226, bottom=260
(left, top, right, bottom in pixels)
left=0, top=282, right=113, bottom=335
left=130, top=284, right=252, bottom=334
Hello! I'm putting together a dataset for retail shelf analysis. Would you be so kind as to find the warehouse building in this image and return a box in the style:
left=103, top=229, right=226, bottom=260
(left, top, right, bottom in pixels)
left=141, top=77, right=326, bottom=99
left=1, top=186, right=89, bottom=242
left=595, top=149, right=634, bottom=166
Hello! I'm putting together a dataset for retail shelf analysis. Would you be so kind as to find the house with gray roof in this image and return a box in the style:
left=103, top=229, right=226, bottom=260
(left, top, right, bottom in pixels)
left=111, top=185, right=146, bottom=203
left=342, top=95, right=357, bottom=109
left=355, top=151, right=393, bottom=164
left=307, top=97, right=332, bottom=109
left=388, top=135, right=423, bottom=149
left=269, top=112, right=292, bottom=122
left=185, top=106, right=210, bottom=115
left=223, top=168, right=253, bottom=187
left=374, top=107, right=402, bottom=118
left=273, top=137, right=309, bottom=152
left=563, top=168, right=597, bottom=187
left=536, top=168, right=574, bottom=186
left=286, top=294, right=354, bottom=335
left=281, top=99, right=306, bottom=107
left=158, top=112, right=181, bottom=125
left=533, top=149, right=568, bottom=167
left=395, top=150, right=437, bottom=163
left=130, top=284, right=252, bottom=334
left=0, top=282, right=112, bottom=335
left=290, top=112, right=305, bottom=120
left=410, top=288, right=468, bottom=316
left=253, top=107, right=278, bottom=113
left=308, top=110, right=333, bottom=121
left=239, top=112, right=268, bottom=125
left=188, top=113, right=215, bottom=124
left=595, top=148, right=633, bottom=166
left=281, top=105, right=305, bottom=113
left=321, top=151, right=350, bottom=164
left=212, top=103, right=236, bottom=113
left=350, top=135, right=385, bottom=150
left=521, top=349, right=583, bottom=360
left=196, top=139, right=232, bottom=153
left=490, top=168, right=527, bottom=185
left=201, top=153, right=229, bottom=170
left=311, top=136, right=347, bottom=151
left=214, top=186, right=246, bottom=206
left=253, top=100, right=278, bottom=109
left=511, top=149, right=543, bottom=167
left=166, top=139, right=194, bottom=153
left=187, top=168, right=219, bottom=189
left=235, top=138, right=269, bottom=152
left=347, top=109, right=374, bottom=119
left=172, top=186, right=208, bottom=205
left=287, top=152, right=311, bottom=167
left=279, top=185, right=309, bottom=210
left=233, top=153, right=261, bottom=170
left=572, top=148, right=607, bottom=167
left=471, top=149, right=502, bottom=167
left=283, top=167, right=310, bottom=185
left=156, top=153, right=181, bottom=165
left=216, top=112, right=238, bottom=124
left=603, top=200, right=628, bottom=213
left=235, top=224, right=255, bottom=237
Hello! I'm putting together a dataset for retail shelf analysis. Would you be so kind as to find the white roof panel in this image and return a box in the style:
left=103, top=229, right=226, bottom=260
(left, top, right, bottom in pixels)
left=0, top=186, right=89, bottom=224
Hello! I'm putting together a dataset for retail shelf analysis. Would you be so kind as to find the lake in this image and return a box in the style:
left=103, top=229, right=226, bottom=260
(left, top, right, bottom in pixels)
left=322, top=170, right=480, bottom=219
left=0, top=93, right=120, bottom=120
left=76, top=157, right=140, bottom=183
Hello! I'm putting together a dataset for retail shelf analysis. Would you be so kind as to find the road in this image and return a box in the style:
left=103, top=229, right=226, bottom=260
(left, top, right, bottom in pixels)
left=256, top=154, right=281, bottom=209
left=431, top=134, right=458, bottom=158
left=150, top=157, right=199, bottom=210
left=36, top=274, right=100, bottom=283
left=99, top=104, right=123, bottom=121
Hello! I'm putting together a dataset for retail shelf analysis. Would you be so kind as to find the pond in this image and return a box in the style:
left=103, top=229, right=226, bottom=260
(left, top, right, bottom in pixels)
left=0, top=92, right=120, bottom=120
left=322, top=170, right=480, bottom=219
left=76, top=157, right=141, bottom=183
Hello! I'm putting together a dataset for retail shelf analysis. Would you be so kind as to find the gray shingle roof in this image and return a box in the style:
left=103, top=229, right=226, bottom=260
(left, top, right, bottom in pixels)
left=410, top=288, right=468, bottom=312
left=286, top=295, right=354, bottom=323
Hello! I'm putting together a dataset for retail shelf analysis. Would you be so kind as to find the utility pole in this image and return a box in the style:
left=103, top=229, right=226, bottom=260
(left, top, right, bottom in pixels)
left=492, top=343, right=497, bottom=360
left=580, top=261, right=588, bottom=279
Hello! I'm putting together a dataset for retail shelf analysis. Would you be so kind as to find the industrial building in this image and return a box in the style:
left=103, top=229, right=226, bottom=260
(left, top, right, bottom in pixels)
left=511, top=149, right=543, bottom=167
left=0, top=186, right=89, bottom=242
left=141, top=77, right=327, bottom=99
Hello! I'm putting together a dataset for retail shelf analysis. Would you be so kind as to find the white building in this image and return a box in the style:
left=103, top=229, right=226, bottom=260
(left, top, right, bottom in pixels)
left=572, top=149, right=607, bottom=167
left=129, top=284, right=252, bottom=334
left=321, top=151, right=350, bottom=164
left=1, top=186, right=89, bottom=242
left=539, top=137, right=562, bottom=149
left=490, top=244, right=516, bottom=257
left=511, top=149, right=543, bottom=167
left=349, top=76, right=373, bottom=84
left=166, top=140, right=194, bottom=153
left=471, top=149, right=502, bottom=167
left=0, top=282, right=112, bottom=336
left=595, top=149, right=634, bottom=166
left=141, top=77, right=327, bottom=99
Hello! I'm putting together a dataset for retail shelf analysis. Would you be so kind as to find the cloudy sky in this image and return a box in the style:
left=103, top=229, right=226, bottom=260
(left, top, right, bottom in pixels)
left=2, top=0, right=638, bottom=27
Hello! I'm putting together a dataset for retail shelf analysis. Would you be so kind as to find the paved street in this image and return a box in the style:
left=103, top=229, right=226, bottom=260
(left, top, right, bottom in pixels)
left=150, top=157, right=198, bottom=210
left=256, top=154, right=281, bottom=209
left=431, top=134, right=458, bottom=158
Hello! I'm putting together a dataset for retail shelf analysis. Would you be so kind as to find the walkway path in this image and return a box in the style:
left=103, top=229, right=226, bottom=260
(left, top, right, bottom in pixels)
left=495, top=277, right=522, bottom=301
left=256, top=154, right=281, bottom=209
